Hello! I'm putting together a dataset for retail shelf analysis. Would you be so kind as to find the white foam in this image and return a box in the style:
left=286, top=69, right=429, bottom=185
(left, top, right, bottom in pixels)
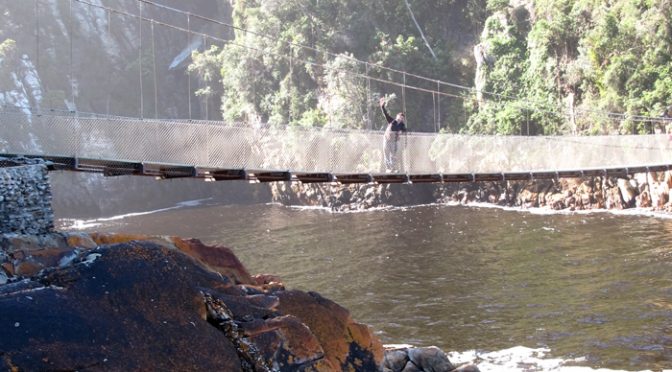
left=60, top=198, right=212, bottom=230
left=280, top=199, right=672, bottom=219
left=446, top=346, right=659, bottom=372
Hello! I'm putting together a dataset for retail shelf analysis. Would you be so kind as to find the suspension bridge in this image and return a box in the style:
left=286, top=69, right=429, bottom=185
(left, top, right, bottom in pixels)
left=3, top=108, right=672, bottom=184
left=2, top=0, right=672, bottom=184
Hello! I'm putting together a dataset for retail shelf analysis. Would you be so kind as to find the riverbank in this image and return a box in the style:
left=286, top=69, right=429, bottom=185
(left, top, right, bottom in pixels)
left=270, top=171, right=672, bottom=214
left=0, top=232, right=480, bottom=371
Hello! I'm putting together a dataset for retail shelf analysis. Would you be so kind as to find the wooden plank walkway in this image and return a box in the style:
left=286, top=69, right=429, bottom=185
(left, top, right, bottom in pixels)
left=1, top=153, right=670, bottom=184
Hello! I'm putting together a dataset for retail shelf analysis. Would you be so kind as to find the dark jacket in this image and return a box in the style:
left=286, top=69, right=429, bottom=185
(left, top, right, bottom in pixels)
left=381, top=104, right=407, bottom=141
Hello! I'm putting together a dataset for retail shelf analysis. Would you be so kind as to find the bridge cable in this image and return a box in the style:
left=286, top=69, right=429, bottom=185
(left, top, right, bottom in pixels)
left=130, top=0, right=576, bottom=114
left=61, top=0, right=672, bottom=125
left=402, top=72, right=407, bottom=116
left=35, top=0, right=40, bottom=76
left=436, top=80, right=441, bottom=133
left=288, top=45, right=293, bottom=123
left=129, top=0, right=660, bottom=123
left=202, top=34, right=209, bottom=120
left=187, top=12, right=193, bottom=121
left=127, top=0, right=672, bottom=124
left=366, top=62, right=371, bottom=130
left=432, top=92, right=436, bottom=132
left=138, top=1, right=144, bottom=118
left=151, top=20, right=158, bottom=119
left=107, top=9, right=112, bottom=115
left=69, top=0, right=75, bottom=110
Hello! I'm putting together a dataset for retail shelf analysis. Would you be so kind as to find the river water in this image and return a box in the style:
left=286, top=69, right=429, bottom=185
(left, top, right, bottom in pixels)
left=57, top=203, right=672, bottom=371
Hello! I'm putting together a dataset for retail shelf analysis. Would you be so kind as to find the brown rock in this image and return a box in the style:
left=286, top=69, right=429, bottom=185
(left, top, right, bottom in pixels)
left=1, top=262, right=14, bottom=276
left=276, top=290, right=384, bottom=370
left=88, top=232, right=151, bottom=245
left=0, top=235, right=383, bottom=371
left=26, top=247, right=77, bottom=268
left=253, top=273, right=284, bottom=286
left=171, top=237, right=254, bottom=285
left=637, top=190, right=652, bottom=208
left=14, top=259, right=43, bottom=276
left=65, top=233, right=98, bottom=249
left=246, top=315, right=326, bottom=368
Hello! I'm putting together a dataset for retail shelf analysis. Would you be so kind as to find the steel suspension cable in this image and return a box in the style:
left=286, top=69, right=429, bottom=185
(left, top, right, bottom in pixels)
left=67, top=0, right=671, bottom=125
left=69, top=0, right=75, bottom=109
left=125, top=1, right=627, bottom=122
left=432, top=92, right=437, bottom=132
left=402, top=72, right=407, bottom=116
left=69, top=0, right=464, bottom=102
left=138, top=1, right=144, bottom=118
left=151, top=20, right=158, bottom=119
left=187, top=12, right=192, bottom=120
left=130, top=0, right=558, bottom=108
left=436, top=80, right=441, bottom=132
left=35, top=0, right=39, bottom=74
left=130, top=0, right=672, bottom=124
left=202, top=34, right=209, bottom=120
left=366, top=62, right=371, bottom=129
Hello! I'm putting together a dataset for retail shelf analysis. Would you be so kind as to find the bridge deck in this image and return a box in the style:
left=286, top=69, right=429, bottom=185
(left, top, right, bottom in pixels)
left=2, top=153, right=669, bottom=184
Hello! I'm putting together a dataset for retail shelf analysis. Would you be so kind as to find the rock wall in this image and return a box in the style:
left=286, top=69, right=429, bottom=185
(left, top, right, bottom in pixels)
left=0, top=159, right=53, bottom=234
left=271, top=171, right=672, bottom=213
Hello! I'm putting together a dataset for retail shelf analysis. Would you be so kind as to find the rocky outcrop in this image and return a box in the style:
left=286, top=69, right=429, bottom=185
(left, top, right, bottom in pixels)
left=271, top=182, right=442, bottom=212
left=0, top=233, right=383, bottom=370
left=0, top=158, right=53, bottom=235
left=271, top=171, right=672, bottom=213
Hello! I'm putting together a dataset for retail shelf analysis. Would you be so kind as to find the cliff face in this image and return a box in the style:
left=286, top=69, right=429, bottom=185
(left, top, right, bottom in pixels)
left=0, top=0, right=231, bottom=120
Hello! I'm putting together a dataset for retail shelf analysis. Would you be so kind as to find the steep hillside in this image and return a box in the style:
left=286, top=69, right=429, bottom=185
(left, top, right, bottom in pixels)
left=0, top=0, right=231, bottom=119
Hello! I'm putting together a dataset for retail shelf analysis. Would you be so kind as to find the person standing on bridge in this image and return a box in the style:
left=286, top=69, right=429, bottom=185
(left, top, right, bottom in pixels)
left=661, top=105, right=672, bottom=139
left=379, top=97, right=407, bottom=172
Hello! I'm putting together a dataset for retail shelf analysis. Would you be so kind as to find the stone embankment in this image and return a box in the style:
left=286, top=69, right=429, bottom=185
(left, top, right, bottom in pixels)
left=0, top=232, right=478, bottom=371
left=271, top=171, right=672, bottom=212
left=0, top=157, right=54, bottom=235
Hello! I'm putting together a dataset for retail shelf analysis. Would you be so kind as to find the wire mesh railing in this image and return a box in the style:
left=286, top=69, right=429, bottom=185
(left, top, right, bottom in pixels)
left=2, top=109, right=672, bottom=175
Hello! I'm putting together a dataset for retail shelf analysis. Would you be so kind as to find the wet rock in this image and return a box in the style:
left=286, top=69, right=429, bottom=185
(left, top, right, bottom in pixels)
left=276, top=290, right=384, bottom=370
left=0, top=233, right=384, bottom=371
left=271, top=170, right=672, bottom=214
left=170, top=237, right=254, bottom=284
left=408, top=346, right=455, bottom=371
left=383, top=346, right=477, bottom=372
left=452, top=364, right=481, bottom=372
left=384, top=349, right=410, bottom=371
left=618, top=178, right=638, bottom=207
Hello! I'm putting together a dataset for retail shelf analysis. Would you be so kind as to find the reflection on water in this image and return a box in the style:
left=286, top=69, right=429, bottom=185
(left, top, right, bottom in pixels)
left=57, top=204, right=672, bottom=370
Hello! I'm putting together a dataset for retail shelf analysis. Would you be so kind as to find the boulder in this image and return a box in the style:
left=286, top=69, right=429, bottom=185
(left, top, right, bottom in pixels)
left=275, top=290, right=384, bottom=370
left=383, top=346, right=478, bottom=372
left=0, top=233, right=384, bottom=371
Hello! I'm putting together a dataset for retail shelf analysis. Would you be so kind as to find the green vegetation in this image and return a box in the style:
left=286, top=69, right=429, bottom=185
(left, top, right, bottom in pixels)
left=192, top=0, right=672, bottom=135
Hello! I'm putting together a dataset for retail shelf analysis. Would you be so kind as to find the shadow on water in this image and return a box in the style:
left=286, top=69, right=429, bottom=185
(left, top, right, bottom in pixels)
left=56, top=203, right=672, bottom=370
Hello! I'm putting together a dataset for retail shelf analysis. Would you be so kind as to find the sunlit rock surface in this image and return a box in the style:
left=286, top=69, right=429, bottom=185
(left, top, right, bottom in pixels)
left=0, top=233, right=383, bottom=371
left=272, top=172, right=672, bottom=213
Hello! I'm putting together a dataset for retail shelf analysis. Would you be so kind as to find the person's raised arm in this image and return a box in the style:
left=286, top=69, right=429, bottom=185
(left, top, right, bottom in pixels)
left=379, top=97, right=394, bottom=123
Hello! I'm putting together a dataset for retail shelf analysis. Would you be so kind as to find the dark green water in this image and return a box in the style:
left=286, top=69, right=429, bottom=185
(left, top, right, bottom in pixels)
left=58, top=204, right=672, bottom=370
